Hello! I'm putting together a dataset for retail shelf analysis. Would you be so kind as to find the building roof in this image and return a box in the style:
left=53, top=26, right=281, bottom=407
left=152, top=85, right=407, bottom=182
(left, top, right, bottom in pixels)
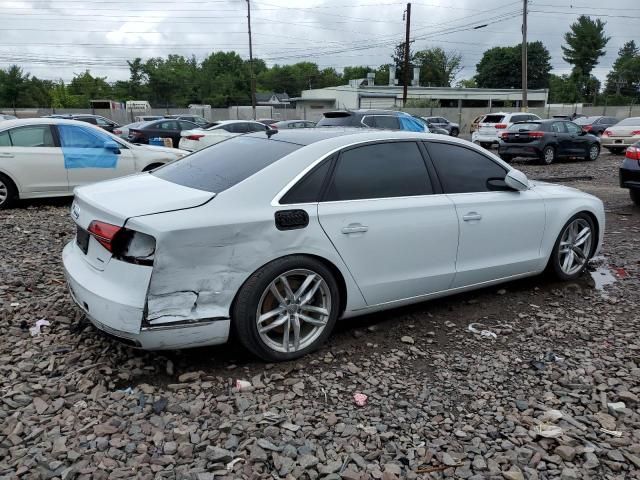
left=256, top=92, right=290, bottom=103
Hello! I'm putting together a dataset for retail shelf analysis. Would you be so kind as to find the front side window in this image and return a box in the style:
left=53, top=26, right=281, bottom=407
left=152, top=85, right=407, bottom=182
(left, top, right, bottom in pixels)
left=95, top=117, right=112, bottom=127
left=248, top=123, right=267, bottom=132
left=324, top=142, right=431, bottom=201
left=373, top=115, right=401, bottom=130
left=551, top=122, right=566, bottom=133
left=427, top=142, right=507, bottom=194
left=565, top=122, right=582, bottom=134
left=179, top=121, right=196, bottom=130
left=58, top=125, right=111, bottom=148
left=156, top=121, right=176, bottom=131
left=153, top=136, right=301, bottom=193
left=8, top=126, right=55, bottom=147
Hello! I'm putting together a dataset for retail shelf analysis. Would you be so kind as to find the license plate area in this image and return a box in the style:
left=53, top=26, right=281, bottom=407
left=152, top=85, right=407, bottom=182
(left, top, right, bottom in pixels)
left=76, top=226, right=89, bottom=254
left=615, top=140, right=622, bottom=144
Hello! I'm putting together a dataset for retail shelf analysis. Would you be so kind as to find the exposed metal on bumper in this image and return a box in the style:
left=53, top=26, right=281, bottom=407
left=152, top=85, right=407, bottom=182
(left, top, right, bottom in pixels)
left=620, top=167, right=640, bottom=189
left=63, top=241, right=230, bottom=350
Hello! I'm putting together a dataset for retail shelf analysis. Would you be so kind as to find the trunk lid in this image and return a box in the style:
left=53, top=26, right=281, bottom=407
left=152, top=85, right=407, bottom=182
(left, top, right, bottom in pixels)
left=607, top=125, right=639, bottom=137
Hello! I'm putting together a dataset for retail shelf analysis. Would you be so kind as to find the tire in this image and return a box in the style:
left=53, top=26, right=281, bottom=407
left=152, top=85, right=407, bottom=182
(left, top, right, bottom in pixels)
left=548, top=213, right=595, bottom=281
left=540, top=145, right=556, bottom=165
left=0, top=173, right=17, bottom=210
left=450, top=128, right=459, bottom=137
left=232, top=255, right=340, bottom=361
left=631, top=188, right=640, bottom=206
left=499, top=154, right=513, bottom=162
left=586, top=143, right=600, bottom=161
left=609, top=147, right=624, bottom=155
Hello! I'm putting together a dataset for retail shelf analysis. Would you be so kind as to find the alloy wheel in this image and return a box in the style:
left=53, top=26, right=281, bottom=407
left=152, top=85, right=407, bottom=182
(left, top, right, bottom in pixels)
left=558, top=218, right=593, bottom=276
left=589, top=145, right=599, bottom=160
left=543, top=147, right=555, bottom=164
left=256, top=269, right=331, bottom=353
left=0, top=179, right=7, bottom=206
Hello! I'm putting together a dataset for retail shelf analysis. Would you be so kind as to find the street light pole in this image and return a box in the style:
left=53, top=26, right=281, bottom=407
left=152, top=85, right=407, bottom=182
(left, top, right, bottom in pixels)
left=247, top=0, right=257, bottom=120
left=402, top=3, right=411, bottom=107
left=521, top=0, right=528, bottom=111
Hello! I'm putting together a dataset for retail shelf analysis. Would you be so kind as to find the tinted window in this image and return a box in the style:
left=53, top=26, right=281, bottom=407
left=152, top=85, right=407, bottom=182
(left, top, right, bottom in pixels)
left=604, top=117, right=618, bottom=124
left=95, top=117, right=112, bottom=126
left=374, top=115, right=401, bottom=130
left=153, top=136, right=300, bottom=193
left=281, top=158, right=333, bottom=204
left=510, top=114, right=528, bottom=123
left=565, top=122, right=581, bottom=134
left=551, top=122, right=566, bottom=133
left=247, top=122, right=267, bottom=132
left=427, top=142, right=507, bottom=194
left=77, top=117, right=98, bottom=125
left=324, top=142, right=431, bottom=201
left=361, top=116, right=376, bottom=127
left=482, top=115, right=505, bottom=124
left=508, top=122, right=542, bottom=132
left=317, top=114, right=354, bottom=127
left=574, top=116, right=598, bottom=125
left=9, top=126, right=55, bottom=147
left=179, top=121, right=196, bottom=130
left=156, top=121, right=176, bottom=130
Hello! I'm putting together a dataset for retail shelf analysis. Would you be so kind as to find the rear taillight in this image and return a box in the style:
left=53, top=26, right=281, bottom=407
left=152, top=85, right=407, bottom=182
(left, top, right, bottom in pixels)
left=603, top=129, right=612, bottom=137
left=631, top=130, right=640, bottom=136
left=88, top=221, right=121, bottom=252
left=186, top=134, right=204, bottom=140
left=113, top=129, right=122, bottom=135
left=528, top=131, right=544, bottom=138
left=501, top=132, right=509, bottom=140
left=626, top=146, right=640, bottom=161
left=495, top=124, right=507, bottom=129
left=582, top=125, right=592, bottom=132
left=87, top=220, right=155, bottom=265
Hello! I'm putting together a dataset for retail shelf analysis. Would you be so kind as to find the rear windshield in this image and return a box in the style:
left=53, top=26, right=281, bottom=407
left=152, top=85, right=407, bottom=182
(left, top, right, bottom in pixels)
left=317, top=113, right=354, bottom=127
left=153, top=136, right=301, bottom=193
left=617, top=117, right=640, bottom=126
left=573, top=116, right=599, bottom=125
left=508, top=122, right=541, bottom=132
left=482, top=115, right=505, bottom=124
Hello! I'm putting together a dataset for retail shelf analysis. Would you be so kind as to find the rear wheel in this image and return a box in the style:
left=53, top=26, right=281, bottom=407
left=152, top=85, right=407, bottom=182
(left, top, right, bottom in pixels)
left=450, top=128, right=459, bottom=137
left=631, top=188, right=640, bottom=206
left=541, top=145, right=556, bottom=165
left=548, top=213, right=595, bottom=281
left=0, top=173, right=17, bottom=210
left=233, top=256, right=340, bottom=361
left=586, top=143, right=600, bottom=161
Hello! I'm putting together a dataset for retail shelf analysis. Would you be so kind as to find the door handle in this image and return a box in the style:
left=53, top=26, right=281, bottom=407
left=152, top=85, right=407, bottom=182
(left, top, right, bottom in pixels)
left=463, top=212, right=482, bottom=222
left=341, top=224, right=369, bottom=234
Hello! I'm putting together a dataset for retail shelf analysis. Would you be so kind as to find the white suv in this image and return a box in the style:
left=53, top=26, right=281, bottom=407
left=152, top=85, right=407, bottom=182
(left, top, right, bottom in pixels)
left=472, top=112, right=541, bottom=148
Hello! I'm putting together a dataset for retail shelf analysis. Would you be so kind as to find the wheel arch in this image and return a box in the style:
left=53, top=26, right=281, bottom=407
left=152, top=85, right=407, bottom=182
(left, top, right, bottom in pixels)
left=142, top=162, right=165, bottom=172
left=0, top=170, right=20, bottom=197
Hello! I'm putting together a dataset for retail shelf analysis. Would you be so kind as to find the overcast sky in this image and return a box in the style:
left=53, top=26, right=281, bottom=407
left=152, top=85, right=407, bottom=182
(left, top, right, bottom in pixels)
left=0, top=0, right=637, bottom=85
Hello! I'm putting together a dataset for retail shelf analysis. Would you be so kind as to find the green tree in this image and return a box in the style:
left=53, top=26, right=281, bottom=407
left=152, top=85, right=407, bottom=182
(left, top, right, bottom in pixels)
left=342, top=66, right=371, bottom=82
left=0, top=65, right=30, bottom=108
left=413, top=47, right=462, bottom=87
left=562, top=16, right=609, bottom=96
left=605, top=41, right=640, bottom=97
left=143, top=55, right=199, bottom=107
left=548, top=74, right=581, bottom=103
left=68, top=70, right=112, bottom=106
left=126, top=58, right=148, bottom=99
left=392, top=42, right=415, bottom=85
left=198, top=51, right=251, bottom=107
left=50, top=80, right=85, bottom=108
left=475, top=42, right=551, bottom=89
left=456, top=78, right=477, bottom=88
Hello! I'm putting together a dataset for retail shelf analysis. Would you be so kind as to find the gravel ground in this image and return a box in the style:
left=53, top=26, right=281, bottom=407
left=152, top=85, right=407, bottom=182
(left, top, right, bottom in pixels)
left=1, top=151, right=639, bottom=480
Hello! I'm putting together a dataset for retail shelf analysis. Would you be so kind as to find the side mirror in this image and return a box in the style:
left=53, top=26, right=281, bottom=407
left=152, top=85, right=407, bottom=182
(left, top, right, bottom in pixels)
left=504, top=169, right=529, bottom=191
left=103, top=140, right=121, bottom=154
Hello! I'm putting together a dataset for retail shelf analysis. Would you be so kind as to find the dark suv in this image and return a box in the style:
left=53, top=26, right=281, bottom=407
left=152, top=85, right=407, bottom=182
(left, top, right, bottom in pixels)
left=45, top=114, right=120, bottom=133
left=316, top=109, right=424, bottom=131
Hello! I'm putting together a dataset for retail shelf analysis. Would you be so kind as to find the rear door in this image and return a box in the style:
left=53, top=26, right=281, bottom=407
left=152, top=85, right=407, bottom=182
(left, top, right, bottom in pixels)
left=57, top=124, right=136, bottom=189
left=0, top=124, right=68, bottom=194
left=318, top=141, right=459, bottom=305
left=425, top=141, right=546, bottom=286
left=550, top=121, right=570, bottom=155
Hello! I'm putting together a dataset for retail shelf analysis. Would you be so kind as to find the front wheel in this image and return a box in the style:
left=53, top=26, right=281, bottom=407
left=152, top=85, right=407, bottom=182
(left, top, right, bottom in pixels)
left=586, top=143, right=600, bottom=161
left=0, top=173, right=17, bottom=210
left=541, top=145, right=556, bottom=165
left=233, top=256, right=340, bottom=361
left=548, top=213, right=595, bottom=281
left=450, top=128, right=459, bottom=137
left=631, top=188, right=640, bottom=206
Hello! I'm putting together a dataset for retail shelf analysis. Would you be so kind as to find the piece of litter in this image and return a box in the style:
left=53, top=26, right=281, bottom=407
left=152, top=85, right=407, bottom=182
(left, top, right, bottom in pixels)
left=467, top=323, right=497, bottom=339
left=118, top=387, right=135, bottom=395
left=614, top=267, right=628, bottom=278
left=226, top=458, right=244, bottom=471
left=540, top=409, right=563, bottom=422
left=544, top=352, right=564, bottom=362
left=533, top=424, right=563, bottom=438
left=10, top=302, right=20, bottom=307
left=29, top=319, right=51, bottom=336
left=235, top=379, right=252, bottom=391
left=600, top=428, right=623, bottom=437
left=353, top=393, right=368, bottom=407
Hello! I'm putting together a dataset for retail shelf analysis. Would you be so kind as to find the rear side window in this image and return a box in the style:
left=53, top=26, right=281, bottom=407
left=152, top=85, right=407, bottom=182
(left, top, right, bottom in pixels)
left=324, top=142, right=432, bottom=201
left=427, top=142, right=507, bottom=194
left=374, top=115, right=401, bottom=130
left=317, top=113, right=354, bottom=127
left=8, top=126, right=55, bottom=147
left=0, top=131, right=11, bottom=146
left=482, top=115, right=505, bottom=124
left=510, top=114, right=528, bottom=123
left=281, top=158, right=333, bottom=204
left=153, top=136, right=301, bottom=193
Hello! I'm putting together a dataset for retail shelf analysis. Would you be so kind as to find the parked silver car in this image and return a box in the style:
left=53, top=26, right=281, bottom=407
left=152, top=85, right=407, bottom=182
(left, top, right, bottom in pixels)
left=423, top=116, right=460, bottom=136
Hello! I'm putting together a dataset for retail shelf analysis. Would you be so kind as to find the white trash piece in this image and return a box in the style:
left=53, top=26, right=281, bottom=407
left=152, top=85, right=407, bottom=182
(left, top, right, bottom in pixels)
left=533, top=424, right=563, bottom=438
left=467, top=323, right=498, bottom=339
left=29, top=319, right=51, bottom=336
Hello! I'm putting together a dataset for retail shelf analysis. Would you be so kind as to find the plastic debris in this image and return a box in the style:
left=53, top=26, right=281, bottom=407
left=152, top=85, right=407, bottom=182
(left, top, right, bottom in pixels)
left=533, top=424, right=563, bottom=438
left=467, top=323, right=498, bottom=339
left=608, top=402, right=626, bottom=413
left=227, top=458, right=244, bottom=471
left=544, top=352, right=564, bottom=362
left=600, top=428, right=623, bottom=437
left=29, top=319, right=51, bottom=336
left=353, top=393, right=368, bottom=407
left=10, top=302, right=20, bottom=307
left=118, top=387, right=135, bottom=395
left=235, top=379, right=252, bottom=392
left=614, top=267, right=628, bottom=279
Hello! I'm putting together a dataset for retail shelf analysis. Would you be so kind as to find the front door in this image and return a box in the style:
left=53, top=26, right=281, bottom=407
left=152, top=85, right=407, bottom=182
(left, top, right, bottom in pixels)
left=564, top=121, right=588, bottom=156
left=0, top=124, right=68, bottom=194
left=425, top=141, right=546, bottom=287
left=57, top=124, right=136, bottom=189
left=317, top=141, right=459, bottom=305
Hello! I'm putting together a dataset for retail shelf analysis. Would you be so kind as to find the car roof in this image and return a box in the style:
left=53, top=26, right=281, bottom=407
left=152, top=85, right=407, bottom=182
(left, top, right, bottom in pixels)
left=0, top=118, right=107, bottom=128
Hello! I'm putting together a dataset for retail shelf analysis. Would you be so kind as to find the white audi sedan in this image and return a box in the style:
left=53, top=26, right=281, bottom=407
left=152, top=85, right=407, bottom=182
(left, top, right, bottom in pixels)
left=178, top=120, right=270, bottom=152
left=63, top=129, right=604, bottom=361
left=0, top=118, right=188, bottom=209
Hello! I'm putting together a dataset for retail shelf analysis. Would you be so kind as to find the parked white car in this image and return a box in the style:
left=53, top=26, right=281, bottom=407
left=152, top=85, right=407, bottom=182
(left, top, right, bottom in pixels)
left=178, top=120, right=270, bottom=151
left=0, top=118, right=188, bottom=209
left=472, top=112, right=541, bottom=148
left=601, top=117, right=640, bottom=154
left=63, top=129, right=604, bottom=361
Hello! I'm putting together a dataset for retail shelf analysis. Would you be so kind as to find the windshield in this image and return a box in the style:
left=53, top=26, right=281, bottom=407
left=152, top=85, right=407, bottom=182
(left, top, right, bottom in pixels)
left=508, top=122, right=541, bottom=132
left=153, top=136, right=301, bottom=193
left=617, top=117, right=640, bottom=126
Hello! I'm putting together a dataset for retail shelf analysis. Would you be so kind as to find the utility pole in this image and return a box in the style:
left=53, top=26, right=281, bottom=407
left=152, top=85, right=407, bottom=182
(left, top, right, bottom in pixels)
left=521, top=0, right=528, bottom=111
left=402, top=3, right=411, bottom=107
left=247, top=0, right=257, bottom=120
